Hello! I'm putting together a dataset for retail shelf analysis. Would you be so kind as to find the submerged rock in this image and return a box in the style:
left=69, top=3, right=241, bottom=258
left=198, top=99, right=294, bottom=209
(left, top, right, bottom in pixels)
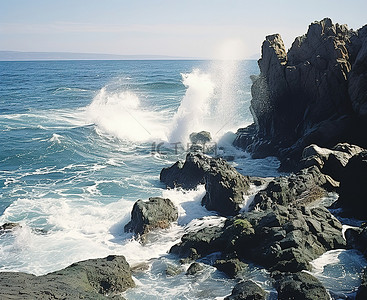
left=0, top=255, right=135, bottom=299
left=356, top=268, right=367, bottom=300
left=0, top=222, right=21, bottom=233
left=225, top=280, right=266, bottom=300
left=274, top=271, right=329, bottom=300
left=124, top=197, right=178, bottom=237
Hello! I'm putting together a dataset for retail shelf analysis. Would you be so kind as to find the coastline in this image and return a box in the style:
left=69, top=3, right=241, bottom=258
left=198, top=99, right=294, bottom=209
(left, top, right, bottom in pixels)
left=1, top=17, right=367, bottom=299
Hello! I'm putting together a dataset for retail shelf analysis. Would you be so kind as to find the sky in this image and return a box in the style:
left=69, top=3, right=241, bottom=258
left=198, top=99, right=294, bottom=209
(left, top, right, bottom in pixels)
left=0, top=0, right=366, bottom=59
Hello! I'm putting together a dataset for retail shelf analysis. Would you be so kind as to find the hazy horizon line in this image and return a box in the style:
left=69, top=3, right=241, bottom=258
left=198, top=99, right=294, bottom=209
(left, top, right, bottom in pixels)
left=0, top=50, right=260, bottom=61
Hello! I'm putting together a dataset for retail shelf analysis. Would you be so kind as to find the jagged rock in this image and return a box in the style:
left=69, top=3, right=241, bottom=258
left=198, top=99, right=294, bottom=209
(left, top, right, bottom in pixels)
left=235, top=206, right=345, bottom=272
left=214, top=258, right=248, bottom=278
left=202, top=163, right=250, bottom=216
left=0, top=255, right=134, bottom=299
left=249, top=166, right=332, bottom=211
left=302, top=143, right=365, bottom=181
left=189, top=131, right=212, bottom=144
left=160, top=152, right=251, bottom=216
left=356, top=268, right=367, bottom=300
left=345, top=224, right=367, bottom=257
left=171, top=205, right=345, bottom=273
left=234, top=18, right=367, bottom=170
left=274, top=272, right=329, bottom=300
left=330, top=151, right=367, bottom=219
left=160, top=152, right=213, bottom=189
left=170, top=225, right=224, bottom=259
left=186, top=262, right=204, bottom=275
left=349, top=25, right=367, bottom=124
left=124, top=197, right=178, bottom=236
left=225, top=280, right=266, bottom=300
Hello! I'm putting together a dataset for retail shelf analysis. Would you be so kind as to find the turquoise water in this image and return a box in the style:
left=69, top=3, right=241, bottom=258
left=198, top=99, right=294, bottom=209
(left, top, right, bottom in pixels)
left=0, top=60, right=365, bottom=299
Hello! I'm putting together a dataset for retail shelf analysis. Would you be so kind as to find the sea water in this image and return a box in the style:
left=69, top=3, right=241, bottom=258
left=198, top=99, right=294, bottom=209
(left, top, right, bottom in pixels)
left=0, top=60, right=365, bottom=299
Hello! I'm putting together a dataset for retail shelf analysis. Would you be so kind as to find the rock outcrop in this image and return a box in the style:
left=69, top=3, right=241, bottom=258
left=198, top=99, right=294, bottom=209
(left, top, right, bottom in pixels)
left=160, top=152, right=251, bottom=216
left=234, top=18, right=367, bottom=170
left=171, top=205, right=345, bottom=273
left=0, top=255, right=135, bottom=299
left=302, top=143, right=364, bottom=181
left=124, top=197, right=178, bottom=237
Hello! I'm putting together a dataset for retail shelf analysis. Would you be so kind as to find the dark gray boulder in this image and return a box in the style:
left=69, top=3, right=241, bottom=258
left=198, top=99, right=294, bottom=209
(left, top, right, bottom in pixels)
left=214, top=258, right=248, bottom=278
left=202, top=164, right=250, bottom=216
left=249, top=166, right=335, bottom=211
left=160, top=152, right=251, bottom=216
left=275, top=272, right=329, bottom=300
left=124, top=197, right=178, bottom=236
left=170, top=225, right=224, bottom=259
left=330, top=151, right=367, bottom=219
left=160, top=152, right=213, bottom=189
left=0, top=255, right=134, bottom=299
left=225, top=280, right=266, bottom=300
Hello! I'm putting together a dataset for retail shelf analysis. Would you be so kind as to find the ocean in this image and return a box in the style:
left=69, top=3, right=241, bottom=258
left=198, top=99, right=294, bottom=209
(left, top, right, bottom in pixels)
left=0, top=60, right=365, bottom=299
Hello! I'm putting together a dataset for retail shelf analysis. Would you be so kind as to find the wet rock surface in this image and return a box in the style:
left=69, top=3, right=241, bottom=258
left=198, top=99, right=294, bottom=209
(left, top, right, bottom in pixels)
left=249, top=166, right=331, bottom=211
left=124, top=197, right=178, bottom=236
left=0, top=255, right=134, bottom=299
left=225, top=280, right=266, bottom=300
left=274, top=271, right=329, bottom=300
left=171, top=205, right=345, bottom=273
left=160, top=152, right=251, bottom=216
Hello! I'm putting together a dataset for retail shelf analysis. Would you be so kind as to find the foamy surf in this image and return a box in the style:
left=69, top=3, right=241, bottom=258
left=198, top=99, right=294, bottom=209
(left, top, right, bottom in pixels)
left=86, top=87, right=168, bottom=142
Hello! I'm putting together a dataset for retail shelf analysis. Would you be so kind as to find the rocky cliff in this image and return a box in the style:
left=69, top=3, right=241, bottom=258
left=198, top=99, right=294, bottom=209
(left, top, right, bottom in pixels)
left=234, top=18, right=367, bottom=170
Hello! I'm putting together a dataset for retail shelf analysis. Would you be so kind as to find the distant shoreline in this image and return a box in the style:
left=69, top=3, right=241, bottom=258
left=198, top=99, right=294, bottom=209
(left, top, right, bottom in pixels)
left=0, top=50, right=259, bottom=61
